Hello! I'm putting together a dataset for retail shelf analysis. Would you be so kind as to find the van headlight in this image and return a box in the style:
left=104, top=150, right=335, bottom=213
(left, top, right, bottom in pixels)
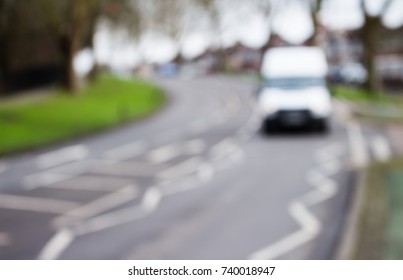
left=310, top=103, right=329, bottom=116
left=265, top=104, right=278, bottom=115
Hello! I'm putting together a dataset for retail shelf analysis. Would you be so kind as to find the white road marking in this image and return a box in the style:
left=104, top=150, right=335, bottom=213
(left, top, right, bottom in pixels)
left=160, top=176, right=201, bottom=196
left=74, top=187, right=162, bottom=236
left=249, top=143, right=343, bottom=260
left=185, top=139, right=206, bottom=154
left=36, top=145, right=88, bottom=169
left=370, top=135, right=392, bottom=163
left=315, top=142, right=345, bottom=163
left=47, top=159, right=111, bottom=174
left=197, top=163, right=214, bottom=183
left=320, top=159, right=342, bottom=176
left=103, top=141, right=147, bottom=161
left=157, top=157, right=203, bottom=180
left=0, top=161, right=7, bottom=174
left=141, top=187, right=162, bottom=212
left=346, top=121, right=369, bottom=168
left=0, top=194, right=79, bottom=214
left=53, top=185, right=139, bottom=227
left=212, top=158, right=236, bottom=172
left=209, top=139, right=238, bottom=161
left=37, top=228, right=75, bottom=260
left=148, top=140, right=206, bottom=164
left=229, top=147, right=245, bottom=164
left=188, top=119, right=211, bottom=134
left=41, top=175, right=131, bottom=192
left=22, top=173, right=75, bottom=190
left=0, top=232, right=11, bottom=246
left=302, top=170, right=338, bottom=206
left=250, top=201, right=321, bottom=260
left=92, top=161, right=168, bottom=177
left=148, top=143, right=181, bottom=163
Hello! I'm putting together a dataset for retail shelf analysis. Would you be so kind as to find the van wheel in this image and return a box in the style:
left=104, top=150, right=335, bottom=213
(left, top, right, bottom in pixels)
left=317, top=119, right=329, bottom=134
left=262, top=121, right=278, bottom=134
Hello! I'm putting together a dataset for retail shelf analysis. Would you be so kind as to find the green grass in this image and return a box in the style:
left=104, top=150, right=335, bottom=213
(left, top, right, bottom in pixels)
left=333, top=86, right=403, bottom=123
left=383, top=159, right=403, bottom=259
left=0, top=76, right=165, bottom=155
left=332, top=86, right=390, bottom=103
left=355, top=158, right=403, bottom=259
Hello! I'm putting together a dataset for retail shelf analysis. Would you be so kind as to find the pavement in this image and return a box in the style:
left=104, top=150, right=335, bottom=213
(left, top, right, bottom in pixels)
left=0, top=75, right=395, bottom=259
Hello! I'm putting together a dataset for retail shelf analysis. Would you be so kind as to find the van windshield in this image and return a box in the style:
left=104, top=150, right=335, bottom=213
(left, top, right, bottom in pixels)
left=264, top=77, right=325, bottom=89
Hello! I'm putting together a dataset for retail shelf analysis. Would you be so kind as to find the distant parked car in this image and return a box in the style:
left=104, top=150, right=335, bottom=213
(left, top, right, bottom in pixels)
left=329, top=62, right=367, bottom=85
left=258, top=46, right=332, bottom=133
left=339, top=62, right=367, bottom=85
left=156, top=63, right=179, bottom=78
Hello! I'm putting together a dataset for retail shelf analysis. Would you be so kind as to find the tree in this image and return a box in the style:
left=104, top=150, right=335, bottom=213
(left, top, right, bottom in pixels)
left=359, top=0, right=394, bottom=93
left=38, top=0, right=103, bottom=92
left=305, top=0, right=324, bottom=46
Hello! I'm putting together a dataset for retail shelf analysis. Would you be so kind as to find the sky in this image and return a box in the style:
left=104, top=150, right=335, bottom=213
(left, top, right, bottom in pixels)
left=75, top=0, right=403, bottom=73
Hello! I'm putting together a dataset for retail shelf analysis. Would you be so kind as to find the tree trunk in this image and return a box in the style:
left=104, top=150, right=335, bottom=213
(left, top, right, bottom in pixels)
left=59, top=34, right=80, bottom=93
left=88, top=16, right=99, bottom=83
left=0, top=34, right=9, bottom=93
left=306, top=11, right=320, bottom=46
left=361, top=15, right=381, bottom=93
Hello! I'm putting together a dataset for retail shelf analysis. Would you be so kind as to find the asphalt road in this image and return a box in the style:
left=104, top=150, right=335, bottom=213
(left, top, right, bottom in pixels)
left=0, top=75, right=394, bottom=259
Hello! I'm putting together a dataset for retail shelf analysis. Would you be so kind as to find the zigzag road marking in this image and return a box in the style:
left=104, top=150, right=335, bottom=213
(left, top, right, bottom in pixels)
left=249, top=143, right=345, bottom=260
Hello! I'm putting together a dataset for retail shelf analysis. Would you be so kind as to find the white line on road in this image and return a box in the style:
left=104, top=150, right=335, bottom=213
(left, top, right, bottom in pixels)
left=315, top=142, right=345, bottom=163
left=0, top=232, right=11, bottom=246
left=92, top=161, right=168, bottom=177
left=185, top=139, right=206, bottom=155
left=141, top=187, right=162, bottom=212
left=53, top=185, right=139, bottom=227
left=319, top=159, right=342, bottom=176
left=22, top=173, right=75, bottom=190
left=103, top=141, right=147, bottom=161
left=37, top=228, right=75, bottom=260
left=157, top=157, right=203, bottom=180
left=147, top=143, right=181, bottom=164
left=23, top=159, right=114, bottom=189
left=0, top=161, right=7, bottom=174
left=0, top=193, right=79, bottom=214
left=346, top=121, right=369, bottom=168
left=370, top=135, right=392, bottom=163
left=250, top=201, right=321, bottom=260
left=188, top=118, right=211, bottom=134
left=150, top=139, right=206, bottom=164
left=74, top=187, right=162, bottom=236
left=197, top=163, right=214, bottom=183
left=39, top=175, right=132, bottom=192
left=36, top=145, right=89, bottom=169
left=249, top=142, right=343, bottom=260
left=302, top=170, right=338, bottom=206
left=160, top=176, right=201, bottom=196
left=209, top=139, right=238, bottom=161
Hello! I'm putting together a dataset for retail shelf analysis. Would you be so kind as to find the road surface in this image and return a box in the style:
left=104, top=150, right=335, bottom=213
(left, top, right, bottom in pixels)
left=0, top=75, right=393, bottom=259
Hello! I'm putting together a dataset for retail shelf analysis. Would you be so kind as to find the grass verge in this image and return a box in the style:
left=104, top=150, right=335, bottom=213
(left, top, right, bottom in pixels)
left=354, top=158, right=403, bottom=259
left=333, top=86, right=403, bottom=123
left=332, top=85, right=403, bottom=103
left=0, top=76, right=165, bottom=156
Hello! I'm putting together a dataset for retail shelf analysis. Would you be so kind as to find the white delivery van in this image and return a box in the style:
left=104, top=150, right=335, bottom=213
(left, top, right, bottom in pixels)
left=258, top=46, right=332, bottom=133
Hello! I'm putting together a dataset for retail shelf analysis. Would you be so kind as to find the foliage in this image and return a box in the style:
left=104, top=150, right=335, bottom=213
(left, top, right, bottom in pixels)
left=0, top=76, right=165, bottom=155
